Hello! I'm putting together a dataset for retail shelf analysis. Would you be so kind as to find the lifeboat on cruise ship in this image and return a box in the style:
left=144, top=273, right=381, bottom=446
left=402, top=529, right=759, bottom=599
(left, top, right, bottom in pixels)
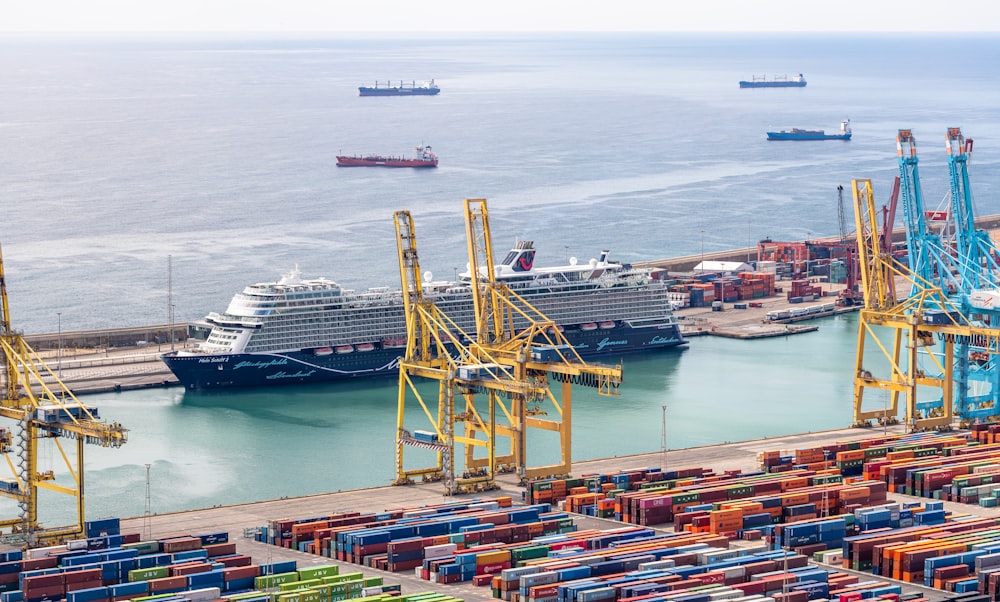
left=355, top=343, right=375, bottom=352
left=335, top=345, right=354, bottom=354
left=580, top=323, right=598, bottom=331
left=313, top=347, right=334, bottom=356
left=599, top=321, right=616, bottom=329
left=383, top=337, right=407, bottom=349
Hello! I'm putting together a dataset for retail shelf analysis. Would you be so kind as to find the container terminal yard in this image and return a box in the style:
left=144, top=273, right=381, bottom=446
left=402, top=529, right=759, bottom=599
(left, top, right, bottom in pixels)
left=2, top=228, right=1000, bottom=601
left=3, top=424, right=999, bottom=602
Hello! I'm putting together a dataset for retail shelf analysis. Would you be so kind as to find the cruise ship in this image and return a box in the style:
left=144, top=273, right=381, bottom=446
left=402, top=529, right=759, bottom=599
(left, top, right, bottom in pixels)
left=161, top=242, right=687, bottom=390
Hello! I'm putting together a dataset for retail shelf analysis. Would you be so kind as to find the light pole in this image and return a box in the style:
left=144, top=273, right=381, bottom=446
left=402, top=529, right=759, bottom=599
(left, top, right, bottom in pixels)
left=57, top=312, right=62, bottom=379
left=700, top=230, right=705, bottom=271
left=660, top=405, right=667, bottom=471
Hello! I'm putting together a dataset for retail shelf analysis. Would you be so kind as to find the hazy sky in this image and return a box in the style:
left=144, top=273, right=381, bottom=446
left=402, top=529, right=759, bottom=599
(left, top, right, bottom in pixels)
left=5, top=0, right=1000, bottom=33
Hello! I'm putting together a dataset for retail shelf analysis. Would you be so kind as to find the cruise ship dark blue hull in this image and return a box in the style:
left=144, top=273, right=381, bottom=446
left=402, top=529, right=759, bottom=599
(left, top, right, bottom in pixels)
left=163, top=325, right=686, bottom=390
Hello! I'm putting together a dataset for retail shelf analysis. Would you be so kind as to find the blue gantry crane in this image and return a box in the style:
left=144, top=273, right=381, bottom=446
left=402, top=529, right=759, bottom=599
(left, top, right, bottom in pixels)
left=943, top=128, right=1000, bottom=421
left=895, top=128, right=1000, bottom=423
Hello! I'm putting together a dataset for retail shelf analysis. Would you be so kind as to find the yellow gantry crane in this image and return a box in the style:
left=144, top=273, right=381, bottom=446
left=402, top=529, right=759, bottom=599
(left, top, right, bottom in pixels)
left=850, top=178, right=979, bottom=430
left=393, top=200, right=623, bottom=494
left=0, top=244, right=128, bottom=548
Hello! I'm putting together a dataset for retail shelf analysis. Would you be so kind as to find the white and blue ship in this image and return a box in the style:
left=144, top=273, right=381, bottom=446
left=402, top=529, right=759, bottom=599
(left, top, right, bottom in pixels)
left=161, top=242, right=687, bottom=390
left=767, top=119, right=852, bottom=141
left=739, top=73, right=807, bottom=88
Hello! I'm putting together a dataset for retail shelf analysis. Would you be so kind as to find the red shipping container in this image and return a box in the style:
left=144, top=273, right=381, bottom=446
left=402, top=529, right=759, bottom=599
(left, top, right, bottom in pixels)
left=732, top=581, right=768, bottom=596
left=20, top=557, right=59, bottom=571
left=216, top=555, right=253, bottom=568
left=697, top=571, right=726, bottom=585
left=221, top=565, right=259, bottom=581
left=64, top=568, right=103, bottom=584
left=774, top=591, right=810, bottom=602
left=203, top=542, right=237, bottom=557
left=121, top=532, right=142, bottom=544
left=23, top=584, right=65, bottom=599
left=23, top=573, right=64, bottom=588
left=160, top=537, right=202, bottom=554
left=170, top=562, right=212, bottom=577
left=529, top=584, right=559, bottom=598
left=147, top=575, right=188, bottom=593
left=66, top=579, right=104, bottom=593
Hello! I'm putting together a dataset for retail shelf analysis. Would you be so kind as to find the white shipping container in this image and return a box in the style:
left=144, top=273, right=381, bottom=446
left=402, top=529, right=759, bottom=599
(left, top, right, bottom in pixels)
left=756, top=260, right=778, bottom=274
left=185, top=588, right=222, bottom=602
left=424, top=542, right=458, bottom=559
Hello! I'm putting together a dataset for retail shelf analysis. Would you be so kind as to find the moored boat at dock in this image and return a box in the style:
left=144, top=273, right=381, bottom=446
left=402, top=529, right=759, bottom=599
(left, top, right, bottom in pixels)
left=336, top=145, right=438, bottom=168
left=162, top=242, right=687, bottom=390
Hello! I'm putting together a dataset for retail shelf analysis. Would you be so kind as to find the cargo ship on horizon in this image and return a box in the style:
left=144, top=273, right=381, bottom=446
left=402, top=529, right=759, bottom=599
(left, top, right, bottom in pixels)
left=336, top=145, right=438, bottom=168
left=767, top=119, right=852, bottom=141
left=739, top=73, right=807, bottom=88
left=358, top=79, right=440, bottom=96
left=161, top=242, right=687, bottom=390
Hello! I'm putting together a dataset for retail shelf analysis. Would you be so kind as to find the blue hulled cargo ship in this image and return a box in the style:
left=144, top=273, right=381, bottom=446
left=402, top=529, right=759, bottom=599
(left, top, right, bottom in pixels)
left=358, top=79, right=440, bottom=96
left=739, top=73, right=807, bottom=88
left=767, top=119, right=852, bottom=141
left=162, top=242, right=687, bottom=390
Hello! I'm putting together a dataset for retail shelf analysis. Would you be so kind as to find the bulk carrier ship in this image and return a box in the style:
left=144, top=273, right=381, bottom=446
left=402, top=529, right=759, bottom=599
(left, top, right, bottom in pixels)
left=738, top=73, right=807, bottom=88
left=767, top=119, right=852, bottom=141
left=161, top=242, right=687, bottom=390
left=358, top=80, right=440, bottom=96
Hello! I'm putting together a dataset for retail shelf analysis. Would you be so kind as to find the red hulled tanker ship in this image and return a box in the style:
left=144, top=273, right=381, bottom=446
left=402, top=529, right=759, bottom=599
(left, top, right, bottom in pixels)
left=336, top=145, right=438, bottom=168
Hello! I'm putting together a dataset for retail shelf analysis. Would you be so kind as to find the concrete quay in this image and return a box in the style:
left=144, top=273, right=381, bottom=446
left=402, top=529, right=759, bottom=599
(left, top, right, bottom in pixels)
left=29, top=342, right=190, bottom=395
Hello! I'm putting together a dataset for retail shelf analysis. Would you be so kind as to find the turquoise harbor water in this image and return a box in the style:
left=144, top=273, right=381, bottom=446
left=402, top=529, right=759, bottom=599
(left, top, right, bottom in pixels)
left=76, top=312, right=859, bottom=523
left=2, top=33, right=1000, bottom=525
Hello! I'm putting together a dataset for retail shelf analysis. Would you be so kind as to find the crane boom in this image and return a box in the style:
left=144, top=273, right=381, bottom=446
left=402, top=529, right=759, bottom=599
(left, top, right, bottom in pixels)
left=393, top=201, right=623, bottom=493
left=0, top=243, right=128, bottom=547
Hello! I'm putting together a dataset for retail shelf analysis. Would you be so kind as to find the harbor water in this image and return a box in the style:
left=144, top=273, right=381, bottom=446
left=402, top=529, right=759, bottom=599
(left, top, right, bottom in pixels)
left=2, top=33, right=1000, bottom=525
left=24, top=312, right=860, bottom=527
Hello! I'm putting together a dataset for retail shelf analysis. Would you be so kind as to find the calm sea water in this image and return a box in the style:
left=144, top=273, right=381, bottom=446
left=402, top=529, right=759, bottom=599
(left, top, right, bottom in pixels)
left=1, top=33, right=1000, bottom=526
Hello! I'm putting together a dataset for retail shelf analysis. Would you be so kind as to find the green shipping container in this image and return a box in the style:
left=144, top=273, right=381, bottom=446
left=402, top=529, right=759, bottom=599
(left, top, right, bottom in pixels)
left=726, top=485, right=754, bottom=499
left=672, top=493, right=700, bottom=504
left=323, top=572, right=364, bottom=584
left=511, top=545, right=549, bottom=562
left=255, top=572, right=299, bottom=589
left=299, top=591, right=323, bottom=602
left=128, top=566, right=170, bottom=582
left=863, top=446, right=888, bottom=459
left=280, top=579, right=322, bottom=592
left=298, top=565, right=339, bottom=580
